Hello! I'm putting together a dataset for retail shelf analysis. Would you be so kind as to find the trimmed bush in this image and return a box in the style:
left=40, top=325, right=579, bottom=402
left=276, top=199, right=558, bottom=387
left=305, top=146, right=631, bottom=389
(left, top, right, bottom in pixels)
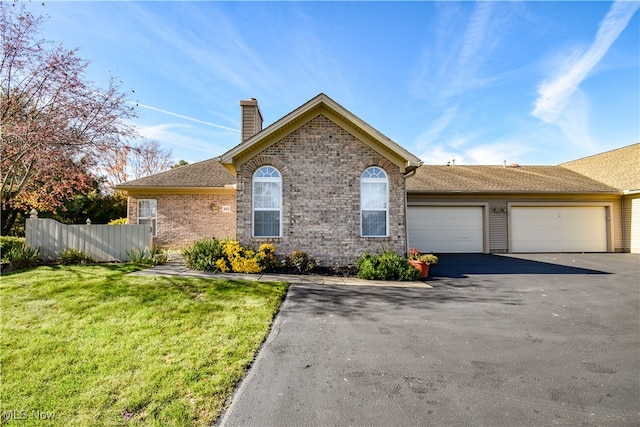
left=355, top=250, right=420, bottom=281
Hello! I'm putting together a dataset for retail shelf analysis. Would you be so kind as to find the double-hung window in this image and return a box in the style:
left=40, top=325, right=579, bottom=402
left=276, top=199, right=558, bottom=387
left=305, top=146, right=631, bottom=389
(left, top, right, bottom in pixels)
left=361, top=167, right=388, bottom=237
left=138, top=199, right=157, bottom=236
left=253, top=166, right=282, bottom=237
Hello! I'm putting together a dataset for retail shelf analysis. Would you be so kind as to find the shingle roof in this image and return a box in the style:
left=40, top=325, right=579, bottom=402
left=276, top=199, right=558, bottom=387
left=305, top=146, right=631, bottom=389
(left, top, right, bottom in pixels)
left=116, top=158, right=235, bottom=189
left=561, top=143, right=639, bottom=191
left=406, top=165, right=619, bottom=193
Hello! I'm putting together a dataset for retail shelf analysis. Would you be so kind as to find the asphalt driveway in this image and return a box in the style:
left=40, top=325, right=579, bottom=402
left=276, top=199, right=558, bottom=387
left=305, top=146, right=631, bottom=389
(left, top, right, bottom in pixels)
left=218, top=253, right=640, bottom=427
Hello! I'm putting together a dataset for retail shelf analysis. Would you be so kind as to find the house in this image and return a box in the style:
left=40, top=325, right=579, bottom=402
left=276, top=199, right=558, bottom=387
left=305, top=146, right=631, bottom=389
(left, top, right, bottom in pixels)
left=116, top=94, right=639, bottom=263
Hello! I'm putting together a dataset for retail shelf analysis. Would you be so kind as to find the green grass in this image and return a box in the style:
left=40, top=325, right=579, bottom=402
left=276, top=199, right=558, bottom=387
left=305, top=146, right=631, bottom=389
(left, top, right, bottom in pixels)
left=0, top=264, right=288, bottom=426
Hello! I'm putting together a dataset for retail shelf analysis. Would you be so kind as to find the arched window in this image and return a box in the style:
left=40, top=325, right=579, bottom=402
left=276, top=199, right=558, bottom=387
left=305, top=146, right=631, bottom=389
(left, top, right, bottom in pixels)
left=361, top=166, right=388, bottom=237
left=253, top=166, right=282, bottom=237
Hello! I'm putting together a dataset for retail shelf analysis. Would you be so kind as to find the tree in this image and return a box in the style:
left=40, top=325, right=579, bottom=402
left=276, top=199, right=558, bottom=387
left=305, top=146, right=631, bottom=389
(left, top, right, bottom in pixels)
left=172, top=159, right=189, bottom=169
left=128, top=139, right=173, bottom=180
left=1, top=3, right=136, bottom=234
left=99, top=139, right=173, bottom=191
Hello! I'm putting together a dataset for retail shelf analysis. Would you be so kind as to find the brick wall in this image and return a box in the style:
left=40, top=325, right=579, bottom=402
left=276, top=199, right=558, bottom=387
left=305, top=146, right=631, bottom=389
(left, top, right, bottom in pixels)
left=236, top=114, right=408, bottom=266
left=127, top=192, right=236, bottom=249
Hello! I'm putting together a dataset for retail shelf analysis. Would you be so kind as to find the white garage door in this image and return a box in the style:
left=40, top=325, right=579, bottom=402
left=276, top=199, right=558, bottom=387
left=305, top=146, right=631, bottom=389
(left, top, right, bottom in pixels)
left=511, top=206, right=607, bottom=252
left=407, top=206, right=484, bottom=253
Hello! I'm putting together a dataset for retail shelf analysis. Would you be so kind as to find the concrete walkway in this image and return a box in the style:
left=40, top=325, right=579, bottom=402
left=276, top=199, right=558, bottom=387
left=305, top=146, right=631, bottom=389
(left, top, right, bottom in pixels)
left=128, top=254, right=432, bottom=288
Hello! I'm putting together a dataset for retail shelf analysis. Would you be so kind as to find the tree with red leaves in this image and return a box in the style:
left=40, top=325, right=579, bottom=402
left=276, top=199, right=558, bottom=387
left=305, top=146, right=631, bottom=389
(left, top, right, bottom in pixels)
left=1, top=3, right=136, bottom=234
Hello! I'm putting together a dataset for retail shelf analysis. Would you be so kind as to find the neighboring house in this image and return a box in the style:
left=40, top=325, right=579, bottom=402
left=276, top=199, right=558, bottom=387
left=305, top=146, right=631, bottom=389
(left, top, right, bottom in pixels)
left=561, top=143, right=640, bottom=253
left=116, top=94, right=639, bottom=262
left=116, top=158, right=237, bottom=247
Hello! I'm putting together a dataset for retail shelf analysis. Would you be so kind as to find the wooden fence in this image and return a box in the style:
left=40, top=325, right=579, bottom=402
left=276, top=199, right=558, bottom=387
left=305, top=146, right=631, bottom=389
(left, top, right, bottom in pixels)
left=25, top=217, right=152, bottom=262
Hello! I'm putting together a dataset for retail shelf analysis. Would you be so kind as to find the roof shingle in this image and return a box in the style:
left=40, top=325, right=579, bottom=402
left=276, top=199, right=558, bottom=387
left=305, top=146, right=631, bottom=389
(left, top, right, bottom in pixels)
left=406, top=165, right=619, bottom=193
left=116, top=158, right=235, bottom=189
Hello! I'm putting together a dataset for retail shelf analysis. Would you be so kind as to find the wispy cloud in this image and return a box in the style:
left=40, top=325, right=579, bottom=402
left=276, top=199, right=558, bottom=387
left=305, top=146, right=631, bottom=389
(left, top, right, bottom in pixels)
left=415, top=106, right=459, bottom=149
left=133, top=102, right=239, bottom=132
left=136, top=123, right=229, bottom=160
left=411, top=2, right=517, bottom=101
left=532, top=1, right=639, bottom=123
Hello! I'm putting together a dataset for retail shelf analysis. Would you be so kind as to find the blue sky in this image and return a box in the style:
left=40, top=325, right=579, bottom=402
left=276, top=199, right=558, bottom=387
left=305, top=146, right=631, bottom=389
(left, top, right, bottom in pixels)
left=26, top=1, right=639, bottom=166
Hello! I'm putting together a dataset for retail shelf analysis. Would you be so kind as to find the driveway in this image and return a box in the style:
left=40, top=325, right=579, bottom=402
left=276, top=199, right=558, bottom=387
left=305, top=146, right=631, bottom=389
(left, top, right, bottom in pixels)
left=217, top=253, right=640, bottom=426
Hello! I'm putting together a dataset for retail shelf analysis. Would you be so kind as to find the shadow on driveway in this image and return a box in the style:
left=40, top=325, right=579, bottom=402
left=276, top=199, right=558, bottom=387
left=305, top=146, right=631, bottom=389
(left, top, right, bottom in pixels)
left=429, top=253, right=610, bottom=278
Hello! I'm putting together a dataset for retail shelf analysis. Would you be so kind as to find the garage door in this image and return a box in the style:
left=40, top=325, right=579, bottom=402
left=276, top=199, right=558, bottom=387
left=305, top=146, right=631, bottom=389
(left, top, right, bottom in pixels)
left=407, top=206, right=484, bottom=253
left=511, top=206, right=607, bottom=252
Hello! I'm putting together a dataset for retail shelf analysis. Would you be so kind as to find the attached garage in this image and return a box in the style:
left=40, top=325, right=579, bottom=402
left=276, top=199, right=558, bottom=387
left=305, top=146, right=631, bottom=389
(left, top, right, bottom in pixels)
left=510, top=206, right=608, bottom=253
left=407, top=206, right=485, bottom=253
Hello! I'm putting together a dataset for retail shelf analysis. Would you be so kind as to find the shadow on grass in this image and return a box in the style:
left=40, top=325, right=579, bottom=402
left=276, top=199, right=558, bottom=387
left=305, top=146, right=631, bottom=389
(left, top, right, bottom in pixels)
left=428, top=254, right=609, bottom=278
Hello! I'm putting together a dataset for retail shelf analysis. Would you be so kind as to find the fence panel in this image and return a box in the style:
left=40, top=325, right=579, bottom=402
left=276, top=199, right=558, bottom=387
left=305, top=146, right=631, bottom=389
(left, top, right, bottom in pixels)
left=25, top=218, right=152, bottom=262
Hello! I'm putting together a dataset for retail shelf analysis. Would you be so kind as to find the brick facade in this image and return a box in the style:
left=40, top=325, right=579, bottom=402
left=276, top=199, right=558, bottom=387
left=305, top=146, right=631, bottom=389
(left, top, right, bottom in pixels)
left=236, top=114, right=408, bottom=266
left=127, top=192, right=236, bottom=249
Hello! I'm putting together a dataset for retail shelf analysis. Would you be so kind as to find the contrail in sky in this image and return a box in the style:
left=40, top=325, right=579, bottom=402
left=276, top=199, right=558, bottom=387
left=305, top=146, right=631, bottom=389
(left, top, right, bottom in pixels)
left=131, top=102, right=240, bottom=132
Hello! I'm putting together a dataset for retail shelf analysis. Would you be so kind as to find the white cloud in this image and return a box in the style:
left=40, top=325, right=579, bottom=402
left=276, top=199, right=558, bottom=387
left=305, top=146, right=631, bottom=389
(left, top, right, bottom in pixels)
left=465, top=142, right=532, bottom=165
left=532, top=1, right=639, bottom=123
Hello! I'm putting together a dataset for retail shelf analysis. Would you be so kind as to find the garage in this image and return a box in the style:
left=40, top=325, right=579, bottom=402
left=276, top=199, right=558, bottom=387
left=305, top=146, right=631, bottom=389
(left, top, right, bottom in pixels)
left=407, top=206, right=484, bottom=253
left=511, top=206, right=608, bottom=253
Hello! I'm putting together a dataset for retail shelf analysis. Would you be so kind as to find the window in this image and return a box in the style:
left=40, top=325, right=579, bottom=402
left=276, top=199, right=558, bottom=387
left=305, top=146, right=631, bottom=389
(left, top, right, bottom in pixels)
left=361, top=167, right=388, bottom=237
left=253, top=166, right=281, bottom=237
left=138, top=199, right=157, bottom=236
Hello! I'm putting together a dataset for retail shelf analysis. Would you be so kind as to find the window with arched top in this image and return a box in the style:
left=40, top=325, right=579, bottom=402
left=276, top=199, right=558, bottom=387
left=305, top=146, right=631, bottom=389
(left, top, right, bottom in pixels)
left=361, top=166, right=388, bottom=237
left=252, top=166, right=282, bottom=237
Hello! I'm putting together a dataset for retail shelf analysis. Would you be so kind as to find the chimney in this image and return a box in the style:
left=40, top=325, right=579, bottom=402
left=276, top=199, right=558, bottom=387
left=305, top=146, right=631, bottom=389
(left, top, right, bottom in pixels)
left=240, top=98, right=263, bottom=142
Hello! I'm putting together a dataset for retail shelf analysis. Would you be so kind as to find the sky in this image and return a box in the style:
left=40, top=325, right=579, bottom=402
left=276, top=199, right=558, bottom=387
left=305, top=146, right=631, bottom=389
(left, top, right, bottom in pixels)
left=22, top=0, right=639, bottom=166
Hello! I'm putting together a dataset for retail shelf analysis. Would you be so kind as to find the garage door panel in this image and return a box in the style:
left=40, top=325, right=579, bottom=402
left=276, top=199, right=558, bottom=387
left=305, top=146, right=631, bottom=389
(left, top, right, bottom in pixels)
left=511, top=207, right=607, bottom=253
left=407, top=206, right=483, bottom=253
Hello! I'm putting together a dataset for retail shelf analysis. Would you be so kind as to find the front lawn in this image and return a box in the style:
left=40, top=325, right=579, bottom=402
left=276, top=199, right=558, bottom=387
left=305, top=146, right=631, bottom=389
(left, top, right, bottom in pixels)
left=0, top=264, right=288, bottom=426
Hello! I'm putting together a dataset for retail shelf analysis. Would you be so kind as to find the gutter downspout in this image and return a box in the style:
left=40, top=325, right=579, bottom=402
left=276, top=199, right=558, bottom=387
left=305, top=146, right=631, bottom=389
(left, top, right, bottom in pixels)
left=403, top=167, right=418, bottom=256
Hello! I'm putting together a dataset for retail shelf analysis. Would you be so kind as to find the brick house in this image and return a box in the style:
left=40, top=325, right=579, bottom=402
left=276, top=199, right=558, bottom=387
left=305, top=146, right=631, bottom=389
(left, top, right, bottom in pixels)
left=117, top=94, right=639, bottom=261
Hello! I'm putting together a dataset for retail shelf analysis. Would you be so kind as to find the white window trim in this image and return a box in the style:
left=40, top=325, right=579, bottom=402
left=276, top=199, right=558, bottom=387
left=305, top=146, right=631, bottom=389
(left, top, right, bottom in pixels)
left=360, top=167, right=389, bottom=237
left=138, top=199, right=157, bottom=237
left=252, top=166, right=282, bottom=238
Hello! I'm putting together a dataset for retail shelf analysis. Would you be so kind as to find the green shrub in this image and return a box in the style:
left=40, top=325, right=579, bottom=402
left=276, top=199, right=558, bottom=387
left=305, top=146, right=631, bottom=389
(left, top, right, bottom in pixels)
left=355, top=250, right=420, bottom=281
left=182, top=238, right=224, bottom=271
left=2, top=244, right=40, bottom=271
left=285, top=250, right=316, bottom=273
left=128, top=247, right=168, bottom=266
left=1, top=236, right=25, bottom=259
left=60, top=248, right=95, bottom=265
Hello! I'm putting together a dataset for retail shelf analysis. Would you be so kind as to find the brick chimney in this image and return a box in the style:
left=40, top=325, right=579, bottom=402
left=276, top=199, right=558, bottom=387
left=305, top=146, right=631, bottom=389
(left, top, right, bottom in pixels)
left=240, top=98, right=263, bottom=142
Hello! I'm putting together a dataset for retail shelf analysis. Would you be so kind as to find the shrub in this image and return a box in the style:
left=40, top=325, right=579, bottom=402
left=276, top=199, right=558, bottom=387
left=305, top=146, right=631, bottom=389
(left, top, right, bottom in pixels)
left=182, top=238, right=225, bottom=271
left=285, top=250, right=316, bottom=273
left=417, top=253, right=438, bottom=265
left=182, top=238, right=266, bottom=274
left=220, top=239, right=262, bottom=274
left=2, top=244, right=40, bottom=271
left=128, top=247, right=168, bottom=266
left=59, top=248, right=95, bottom=265
left=355, top=250, right=420, bottom=281
left=108, top=217, right=128, bottom=225
left=1, top=236, right=25, bottom=258
left=257, top=243, right=280, bottom=271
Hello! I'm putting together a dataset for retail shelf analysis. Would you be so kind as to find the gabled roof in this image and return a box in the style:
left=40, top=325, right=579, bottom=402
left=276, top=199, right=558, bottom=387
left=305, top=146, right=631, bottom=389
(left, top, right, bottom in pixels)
left=561, top=143, right=639, bottom=191
left=115, top=158, right=236, bottom=193
left=219, top=93, right=422, bottom=173
left=406, top=165, right=619, bottom=194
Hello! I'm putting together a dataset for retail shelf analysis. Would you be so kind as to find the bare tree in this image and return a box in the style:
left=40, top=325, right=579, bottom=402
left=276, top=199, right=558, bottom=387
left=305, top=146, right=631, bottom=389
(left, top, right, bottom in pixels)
left=128, top=139, right=173, bottom=180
